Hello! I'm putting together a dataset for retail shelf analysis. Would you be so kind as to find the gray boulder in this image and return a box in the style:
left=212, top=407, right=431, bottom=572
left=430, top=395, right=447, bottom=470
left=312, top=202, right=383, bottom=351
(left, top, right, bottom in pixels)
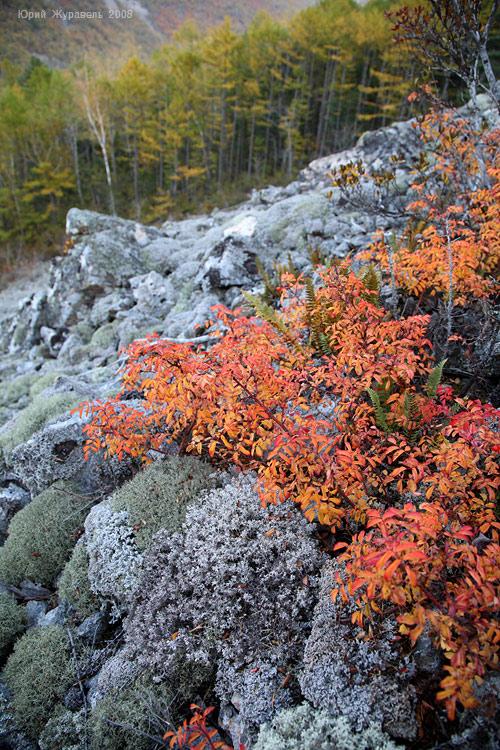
left=6, top=410, right=124, bottom=496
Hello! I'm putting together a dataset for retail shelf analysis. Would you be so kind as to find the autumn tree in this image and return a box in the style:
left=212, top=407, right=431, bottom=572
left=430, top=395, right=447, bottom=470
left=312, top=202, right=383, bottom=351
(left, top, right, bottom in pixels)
left=390, top=0, right=500, bottom=113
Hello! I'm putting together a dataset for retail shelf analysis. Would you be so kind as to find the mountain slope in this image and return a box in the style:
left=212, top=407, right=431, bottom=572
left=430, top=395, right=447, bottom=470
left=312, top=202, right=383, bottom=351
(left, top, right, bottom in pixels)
left=0, top=0, right=316, bottom=68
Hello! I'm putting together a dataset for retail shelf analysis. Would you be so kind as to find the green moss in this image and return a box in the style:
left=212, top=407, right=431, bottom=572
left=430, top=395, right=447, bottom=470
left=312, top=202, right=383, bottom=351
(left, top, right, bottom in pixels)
left=4, top=625, right=78, bottom=738
left=0, top=391, right=82, bottom=453
left=118, top=324, right=159, bottom=349
left=29, top=371, right=61, bottom=398
left=89, top=672, right=178, bottom=750
left=74, top=322, right=94, bottom=344
left=0, top=481, right=95, bottom=587
left=170, top=280, right=195, bottom=315
left=0, top=373, right=38, bottom=406
left=90, top=320, right=119, bottom=349
left=58, top=542, right=99, bottom=619
left=111, top=456, right=217, bottom=550
left=0, top=592, right=26, bottom=659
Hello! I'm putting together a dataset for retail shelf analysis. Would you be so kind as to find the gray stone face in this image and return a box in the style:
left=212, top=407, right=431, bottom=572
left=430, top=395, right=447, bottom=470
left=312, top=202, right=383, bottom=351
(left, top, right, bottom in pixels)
left=0, top=106, right=430, bottom=367
left=0, top=483, right=30, bottom=542
left=5, top=411, right=124, bottom=496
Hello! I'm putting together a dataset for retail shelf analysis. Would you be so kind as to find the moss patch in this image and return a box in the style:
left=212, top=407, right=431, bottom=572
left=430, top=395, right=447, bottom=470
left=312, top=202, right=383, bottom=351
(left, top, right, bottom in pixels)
left=90, top=320, right=120, bottom=350
left=111, top=456, right=217, bottom=550
left=89, top=672, right=178, bottom=750
left=4, top=625, right=79, bottom=738
left=0, top=481, right=95, bottom=587
left=0, top=592, right=26, bottom=659
left=58, top=542, right=99, bottom=619
left=29, top=371, right=61, bottom=398
left=0, top=391, right=81, bottom=454
left=0, top=373, right=38, bottom=406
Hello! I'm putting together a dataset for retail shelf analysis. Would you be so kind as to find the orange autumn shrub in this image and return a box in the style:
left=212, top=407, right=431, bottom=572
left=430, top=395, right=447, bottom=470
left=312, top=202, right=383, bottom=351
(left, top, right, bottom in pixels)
left=360, top=111, right=500, bottom=305
left=75, top=261, right=500, bottom=719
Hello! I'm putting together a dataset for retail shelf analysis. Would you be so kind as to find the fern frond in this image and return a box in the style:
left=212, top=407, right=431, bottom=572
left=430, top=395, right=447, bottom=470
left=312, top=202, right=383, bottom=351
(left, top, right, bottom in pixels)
left=305, top=277, right=317, bottom=314
left=309, top=246, right=327, bottom=267
left=242, top=291, right=306, bottom=354
left=403, top=391, right=420, bottom=420
left=318, top=332, right=331, bottom=356
left=425, top=359, right=447, bottom=399
left=287, top=252, right=297, bottom=276
left=367, top=387, right=391, bottom=433
left=255, top=258, right=279, bottom=300
left=360, top=263, right=382, bottom=294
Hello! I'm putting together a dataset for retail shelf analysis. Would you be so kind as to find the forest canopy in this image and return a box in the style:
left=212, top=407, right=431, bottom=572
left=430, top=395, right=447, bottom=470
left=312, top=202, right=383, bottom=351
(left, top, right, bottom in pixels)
left=0, top=0, right=498, bottom=267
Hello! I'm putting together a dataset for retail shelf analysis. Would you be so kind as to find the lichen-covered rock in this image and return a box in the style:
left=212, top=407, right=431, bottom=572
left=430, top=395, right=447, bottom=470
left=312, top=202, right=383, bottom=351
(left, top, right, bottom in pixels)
left=0, top=592, right=26, bottom=659
left=125, top=472, right=325, bottom=743
left=0, top=481, right=97, bottom=588
left=253, top=703, right=405, bottom=750
left=4, top=408, right=130, bottom=496
left=217, top=660, right=296, bottom=749
left=38, top=706, right=86, bottom=750
left=0, top=391, right=82, bottom=455
left=299, top=559, right=417, bottom=741
left=85, top=500, right=143, bottom=610
left=0, top=681, right=39, bottom=750
left=111, top=456, right=219, bottom=550
left=0, top=482, right=30, bottom=542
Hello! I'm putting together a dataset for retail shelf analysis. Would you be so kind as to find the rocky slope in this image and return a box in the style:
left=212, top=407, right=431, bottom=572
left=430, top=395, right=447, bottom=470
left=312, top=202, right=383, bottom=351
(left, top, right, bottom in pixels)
left=0, top=97, right=498, bottom=750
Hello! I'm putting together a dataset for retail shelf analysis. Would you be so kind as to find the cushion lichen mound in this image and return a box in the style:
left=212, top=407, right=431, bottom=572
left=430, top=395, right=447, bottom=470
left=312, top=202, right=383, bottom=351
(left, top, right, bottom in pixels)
left=111, top=455, right=218, bottom=550
left=4, top=625, right=79, bottom=738
left=0, top=592, right=27, bottom=659
left=0, top=391, right=81, bottom=454
left=58, top=541, right=99, bottom=619
left=39, top=707, right=86, bottom=750
left=0, top=481, right=95, bottom=587
left=126, top=472, right=325, bottom=739
left=254, top=703, right=405, bottom=750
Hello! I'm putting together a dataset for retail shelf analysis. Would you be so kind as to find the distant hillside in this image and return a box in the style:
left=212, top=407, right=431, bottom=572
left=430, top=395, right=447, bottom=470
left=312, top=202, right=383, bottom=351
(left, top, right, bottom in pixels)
left=0, top=0, right=316, bottom=68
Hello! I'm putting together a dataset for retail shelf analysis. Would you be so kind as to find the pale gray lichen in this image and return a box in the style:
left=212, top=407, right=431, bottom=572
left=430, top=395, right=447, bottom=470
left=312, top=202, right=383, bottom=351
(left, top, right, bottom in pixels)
left=125, top=472, right=325, bottom=737
left=254, top=702, right=405, bottom=750
left=299, top=559, right=417, bottom=740
left=38, top=707, right=86, bottom=750
left=85, top=500, right=143, bottom=610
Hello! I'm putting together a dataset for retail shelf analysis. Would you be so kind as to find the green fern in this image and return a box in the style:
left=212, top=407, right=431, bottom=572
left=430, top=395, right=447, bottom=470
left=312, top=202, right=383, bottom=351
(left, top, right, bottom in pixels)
left=242, top=291, right=306, bottom=354
left=402, top=390, right=421, bottom=443
left=309, top=245, right=328, bottom=267
left=360, top=263, right=382, bottom=294
left=255, top=257, right=279, bottom=301
left=304, top=277, right=334, bottom=355
left=425, top=359, right=447, bottom=399
left=367, top=387, right=391, bottom=433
